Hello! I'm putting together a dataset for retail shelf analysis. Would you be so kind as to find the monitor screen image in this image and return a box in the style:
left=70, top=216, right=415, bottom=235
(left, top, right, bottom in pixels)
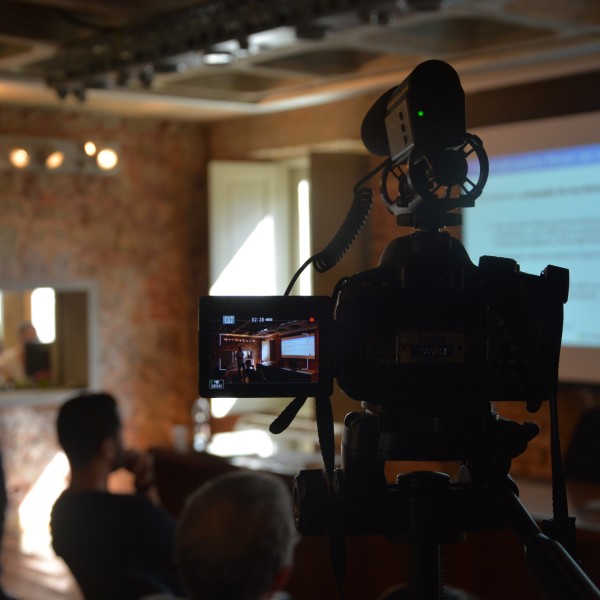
left=198, top=295, right=333, bottom=398
left=281, top=333, right=316, bottom=359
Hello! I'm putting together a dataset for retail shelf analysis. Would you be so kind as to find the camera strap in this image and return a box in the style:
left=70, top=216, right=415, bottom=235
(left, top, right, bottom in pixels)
left=270, top=395, right=346, bottom=597
left=268, top=396, right=307, bottom=435
left=542, top=302, right=579, bottom=560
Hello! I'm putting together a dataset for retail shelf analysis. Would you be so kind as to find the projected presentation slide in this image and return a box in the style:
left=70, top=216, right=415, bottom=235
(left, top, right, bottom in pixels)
left=464, top=143, right=600, bottom=347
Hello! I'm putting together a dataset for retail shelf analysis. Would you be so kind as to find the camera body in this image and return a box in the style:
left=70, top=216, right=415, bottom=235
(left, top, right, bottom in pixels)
left=334, top=229, right=568, bottom=412
left=198, top=234, right=567, bottom=413
left=198, top=59, right=567, bottom=417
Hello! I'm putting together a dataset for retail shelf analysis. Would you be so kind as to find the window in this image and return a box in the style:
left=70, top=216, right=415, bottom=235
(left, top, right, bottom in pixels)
left=31, top=287, right=56, bottom=344
left=207, top=160, right=311, bottom=418
left=296, top=178, right=312, bottom=296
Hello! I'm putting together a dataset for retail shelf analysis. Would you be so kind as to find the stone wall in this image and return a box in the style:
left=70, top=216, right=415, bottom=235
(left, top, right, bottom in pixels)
left=0, top=105, right=209, bottom=528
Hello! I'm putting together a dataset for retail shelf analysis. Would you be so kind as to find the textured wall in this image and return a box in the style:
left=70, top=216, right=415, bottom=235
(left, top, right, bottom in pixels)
left=0, top=105, right=208, bottom=526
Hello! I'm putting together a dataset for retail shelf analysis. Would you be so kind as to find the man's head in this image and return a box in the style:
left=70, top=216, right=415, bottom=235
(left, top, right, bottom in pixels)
left=56, top=392, right=122, bottom=470
left=175, top=470, right=299, bottom=600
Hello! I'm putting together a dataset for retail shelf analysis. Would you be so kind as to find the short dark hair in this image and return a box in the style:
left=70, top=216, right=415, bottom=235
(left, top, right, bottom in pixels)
left=56, top=392, right=121, bottom=469
left=175, top=470, right=299, bottom=600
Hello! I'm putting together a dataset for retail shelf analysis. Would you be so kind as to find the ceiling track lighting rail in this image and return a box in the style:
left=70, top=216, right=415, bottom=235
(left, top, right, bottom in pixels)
left=41, top=0, right=396, bottom=98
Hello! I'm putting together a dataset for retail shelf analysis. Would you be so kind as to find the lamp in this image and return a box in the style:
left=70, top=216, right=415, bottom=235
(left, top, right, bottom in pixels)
left=44, top=150, right=65, bottom=170
left=1, top=136, right=120, bottom=175
left=8, top=147, right=31, bottom=168
left=202, top=47, right=235, bottom=65
left=96, top=148, right=119, bottom=170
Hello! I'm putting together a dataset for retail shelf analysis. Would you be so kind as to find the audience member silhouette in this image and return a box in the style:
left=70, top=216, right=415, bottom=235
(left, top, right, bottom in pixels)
left=175, top=470, right=299, bottom=600
left=244, top=359, right=265, bottom=383
left=50, top=392, right=184, bottom=600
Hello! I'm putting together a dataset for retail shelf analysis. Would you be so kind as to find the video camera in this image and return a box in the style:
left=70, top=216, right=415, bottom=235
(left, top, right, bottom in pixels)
left=198, top=59, right=568, bottom=423
left=196, top=62, right=600, bottom=600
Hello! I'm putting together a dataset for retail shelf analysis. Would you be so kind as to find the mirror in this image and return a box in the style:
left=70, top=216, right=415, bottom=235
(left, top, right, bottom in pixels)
left=0, top=286, right=90, bottom=391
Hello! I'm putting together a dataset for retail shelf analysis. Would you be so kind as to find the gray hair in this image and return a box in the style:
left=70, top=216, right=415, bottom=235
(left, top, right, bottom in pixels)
left=175, top=470, right=299, bottom=600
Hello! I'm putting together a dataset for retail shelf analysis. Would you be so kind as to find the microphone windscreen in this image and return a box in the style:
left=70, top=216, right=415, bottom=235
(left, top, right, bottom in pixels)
left=360, top=86, right=395, bottom=156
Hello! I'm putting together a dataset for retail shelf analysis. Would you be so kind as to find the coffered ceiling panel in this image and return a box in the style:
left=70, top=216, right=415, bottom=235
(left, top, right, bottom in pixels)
left=0, top=0, right=596, bottom=119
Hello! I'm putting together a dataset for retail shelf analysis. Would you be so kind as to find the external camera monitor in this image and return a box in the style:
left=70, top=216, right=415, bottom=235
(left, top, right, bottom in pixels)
left=198, top=295, right=333, bottom=398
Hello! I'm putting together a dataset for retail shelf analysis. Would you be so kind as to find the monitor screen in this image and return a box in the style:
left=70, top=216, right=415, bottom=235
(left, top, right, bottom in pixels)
left=198, top=295, right=333, bottom=398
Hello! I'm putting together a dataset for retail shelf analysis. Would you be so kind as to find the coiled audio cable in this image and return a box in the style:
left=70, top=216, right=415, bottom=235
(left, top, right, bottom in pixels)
left=284, top=158, right=389, bottom=296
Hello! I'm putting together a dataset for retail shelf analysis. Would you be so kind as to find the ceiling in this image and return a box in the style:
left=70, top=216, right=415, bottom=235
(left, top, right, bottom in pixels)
left=0, top=0, right=598, bottom=120
left=218, top=318, right=315, bottom=339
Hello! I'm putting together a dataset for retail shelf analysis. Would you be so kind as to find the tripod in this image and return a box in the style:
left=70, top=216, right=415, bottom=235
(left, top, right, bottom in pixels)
left=384, top=469, right=599, bottom=600
left=294, top=401, right=600, bottom=600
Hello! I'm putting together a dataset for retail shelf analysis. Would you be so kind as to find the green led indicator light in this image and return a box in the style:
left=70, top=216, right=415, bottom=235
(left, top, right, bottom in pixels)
left=417, top=110, right=425, bottom=117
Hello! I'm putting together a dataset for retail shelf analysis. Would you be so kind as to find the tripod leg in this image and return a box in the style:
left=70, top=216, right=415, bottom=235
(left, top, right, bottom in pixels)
left=408, top=543, right=442, bottom=600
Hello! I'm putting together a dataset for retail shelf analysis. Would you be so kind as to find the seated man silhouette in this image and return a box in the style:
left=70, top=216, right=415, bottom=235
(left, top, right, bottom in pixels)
left=243, top=359, right=265, bottom=383
left=50, top=392, right=184, bottom=600
left=175, top=470, right=299, bottom=600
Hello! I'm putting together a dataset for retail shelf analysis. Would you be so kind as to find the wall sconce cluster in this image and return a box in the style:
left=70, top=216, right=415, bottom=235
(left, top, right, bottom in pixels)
left=0, top=136, right=120, bottom=175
